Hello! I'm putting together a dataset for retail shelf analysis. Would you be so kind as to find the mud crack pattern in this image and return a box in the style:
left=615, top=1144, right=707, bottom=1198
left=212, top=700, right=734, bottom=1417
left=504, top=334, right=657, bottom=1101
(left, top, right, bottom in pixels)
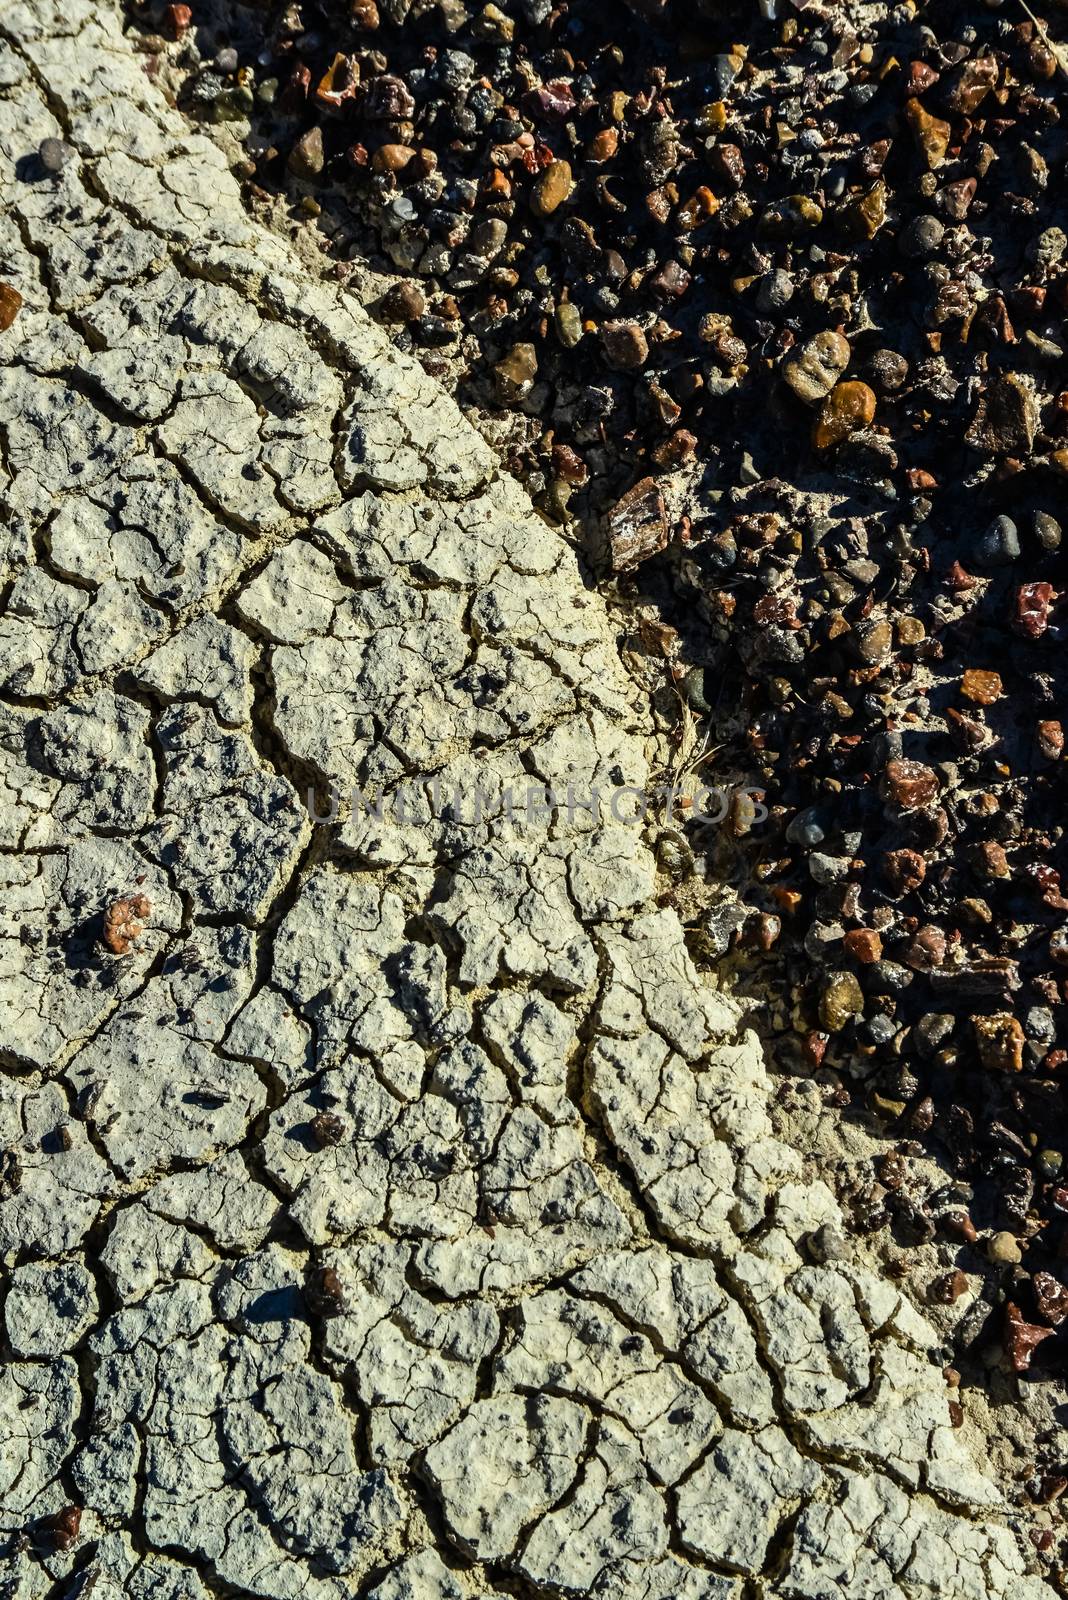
left=0, top=4, right=1055, bottom=1598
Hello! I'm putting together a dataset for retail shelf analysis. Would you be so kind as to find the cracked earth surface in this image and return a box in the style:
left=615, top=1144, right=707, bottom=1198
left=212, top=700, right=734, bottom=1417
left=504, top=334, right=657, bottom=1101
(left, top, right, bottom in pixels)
left=0, top=4, right=1056, bottom=1598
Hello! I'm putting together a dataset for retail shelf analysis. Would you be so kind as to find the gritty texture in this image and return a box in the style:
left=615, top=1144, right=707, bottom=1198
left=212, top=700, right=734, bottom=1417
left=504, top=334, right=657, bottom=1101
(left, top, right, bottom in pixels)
left=0, top=5, right=1055, bottom=1599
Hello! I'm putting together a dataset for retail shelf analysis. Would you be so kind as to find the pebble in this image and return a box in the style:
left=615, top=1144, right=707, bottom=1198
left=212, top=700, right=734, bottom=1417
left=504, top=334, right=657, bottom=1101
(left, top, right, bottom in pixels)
left=533, top=159, right=572, bottom=216
left=494, top=341, right=537, bottom=401
left=973, top=1013, right=1026, bottom=1073
left=819, top=971, right=864, bottom=1032
left=905, top=98, right=951, bottom=169
left=782, top=330, right=850, bottom=406
left=898, top=214, right=945, bottom=258
left=1034, top=511, right=1062, bottom=551
left=975, top=515, right=1020, bottom=568
left=960, top=669, right=1002, bottom=706
left=38, top=137, right=71, bottom=173
left=844, top=928, right=882, bottom=964
left=883, top=759, right=939, bottom=811
left=380, top=280, right=426, bottom=322
left=601, top=321, right=648, bottom=370
left=288, top=126, right=325, bottom=178
left=607, top=477, right=668, bottom=572
left=372, top=143, right=417, bottom=173
left=987, top=1231, right=1023, bottom=1266
left=554, top=302, right=583, bottom=347
left=812, top=381, right=876, bottom=450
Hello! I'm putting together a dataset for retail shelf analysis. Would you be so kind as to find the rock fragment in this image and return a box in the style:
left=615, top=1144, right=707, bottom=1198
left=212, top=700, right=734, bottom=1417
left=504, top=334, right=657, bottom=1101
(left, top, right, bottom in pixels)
left=606, top=477, right=668, bottom=571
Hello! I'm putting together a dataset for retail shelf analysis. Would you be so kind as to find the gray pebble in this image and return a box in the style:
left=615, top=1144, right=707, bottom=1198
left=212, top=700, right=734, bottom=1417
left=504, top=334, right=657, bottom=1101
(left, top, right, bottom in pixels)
left=39, top=136, right=71, bottom=173
left=975, top=514, right=1020, bottom=568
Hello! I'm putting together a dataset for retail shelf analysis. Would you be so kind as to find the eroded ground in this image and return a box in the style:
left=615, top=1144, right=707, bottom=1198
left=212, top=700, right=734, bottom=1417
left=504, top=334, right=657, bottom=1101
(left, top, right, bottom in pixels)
left=0, top=3, right=1058, bottom=1597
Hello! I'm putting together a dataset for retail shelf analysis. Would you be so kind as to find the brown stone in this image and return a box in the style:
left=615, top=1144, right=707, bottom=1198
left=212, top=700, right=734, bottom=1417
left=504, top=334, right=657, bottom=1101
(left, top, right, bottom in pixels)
left=307, top=1265, right=345, bottom=1317
left=288, top=126, right=325, bottom=179
left=1037, top=720, right=1064, bottom=760
left=533, top=159, right=572, bottom=216
left=945, top=55, right=999, bottom=115
left=820, top=971, right=865, bottom=1032
left=940, top=177, right=977, bottom=219
left=881, top=849, right=926, bottom=897
left=601, top=320, right=649, bottom=370
left=961, top=668, right=1002, bottom=705
left=316, top=52, right=360, bottom=110
left=650, top=260, right=691, bottom=299
left=102, top=894, right=151, bottom=957
left=372, top=142, right=417, bottom=174
left=844, top=928, right=882, bottom=964
left=607, top=477, right=668, bottom=572
left=43, top=1506, right=81, bottom=1553
left=310, top=1112, right=346, bottom=1148
left=965, top=373, right=1038, bottom=455
left=975, top=840, right=1010, bottom=879
left=588, top=128, right=618, bottom=162
left=905, top=925, right=946, bottom=971
left=929, top=1269, right=969, bottom=1304
left=812, top=381, right=876, bottom=450
left=845, top=180, right=888, bottom=240
left=0, top=283, right=22, bottom=332
left=905, top=98, right=951, bottom=170
left=883, top=758, right=939, bottom=810
left=677, top=186, right=719, bottom=230
left=380, top=280, right=426, bottom=323
left=551, top=443, right=588, bottom=485
left=973, top=1012, right=1025, bottom=1072
left=164, top=2, right=192, bottom=39
left=493, top=341, right=537, bottom=401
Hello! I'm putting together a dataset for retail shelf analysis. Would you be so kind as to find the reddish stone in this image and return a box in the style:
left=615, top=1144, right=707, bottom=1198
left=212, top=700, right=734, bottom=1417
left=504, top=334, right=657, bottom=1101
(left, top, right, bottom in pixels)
left=882, top=848, right=926, bottom=895
left=43, top=1507, right=81, bottom=1553
left=883, top=757, right=939, bottom=810
left=943, top=1210, right=978, bottom=1243
left=844, top=928, right=883, bottom=963
left=908, top=60, right=940, bottom=95
left=1037, top=720, right=1064, bottom=760
left=941, top=177, right=977, bottom=219
left=551, top=444, right=588, bottom=484
left=164, top=2, right=192, bottom=38
left=947, top=708, right=988, bottom=752
left=946, top=560, right=978, bottom=591
left=802, top=1030, right=829, bottom=1067
left=1005, top=1301, right=1055, bottom=1372
left=1014, top=581, right=1054, bottom=638
left=753, top=592, right=798, bottom=628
